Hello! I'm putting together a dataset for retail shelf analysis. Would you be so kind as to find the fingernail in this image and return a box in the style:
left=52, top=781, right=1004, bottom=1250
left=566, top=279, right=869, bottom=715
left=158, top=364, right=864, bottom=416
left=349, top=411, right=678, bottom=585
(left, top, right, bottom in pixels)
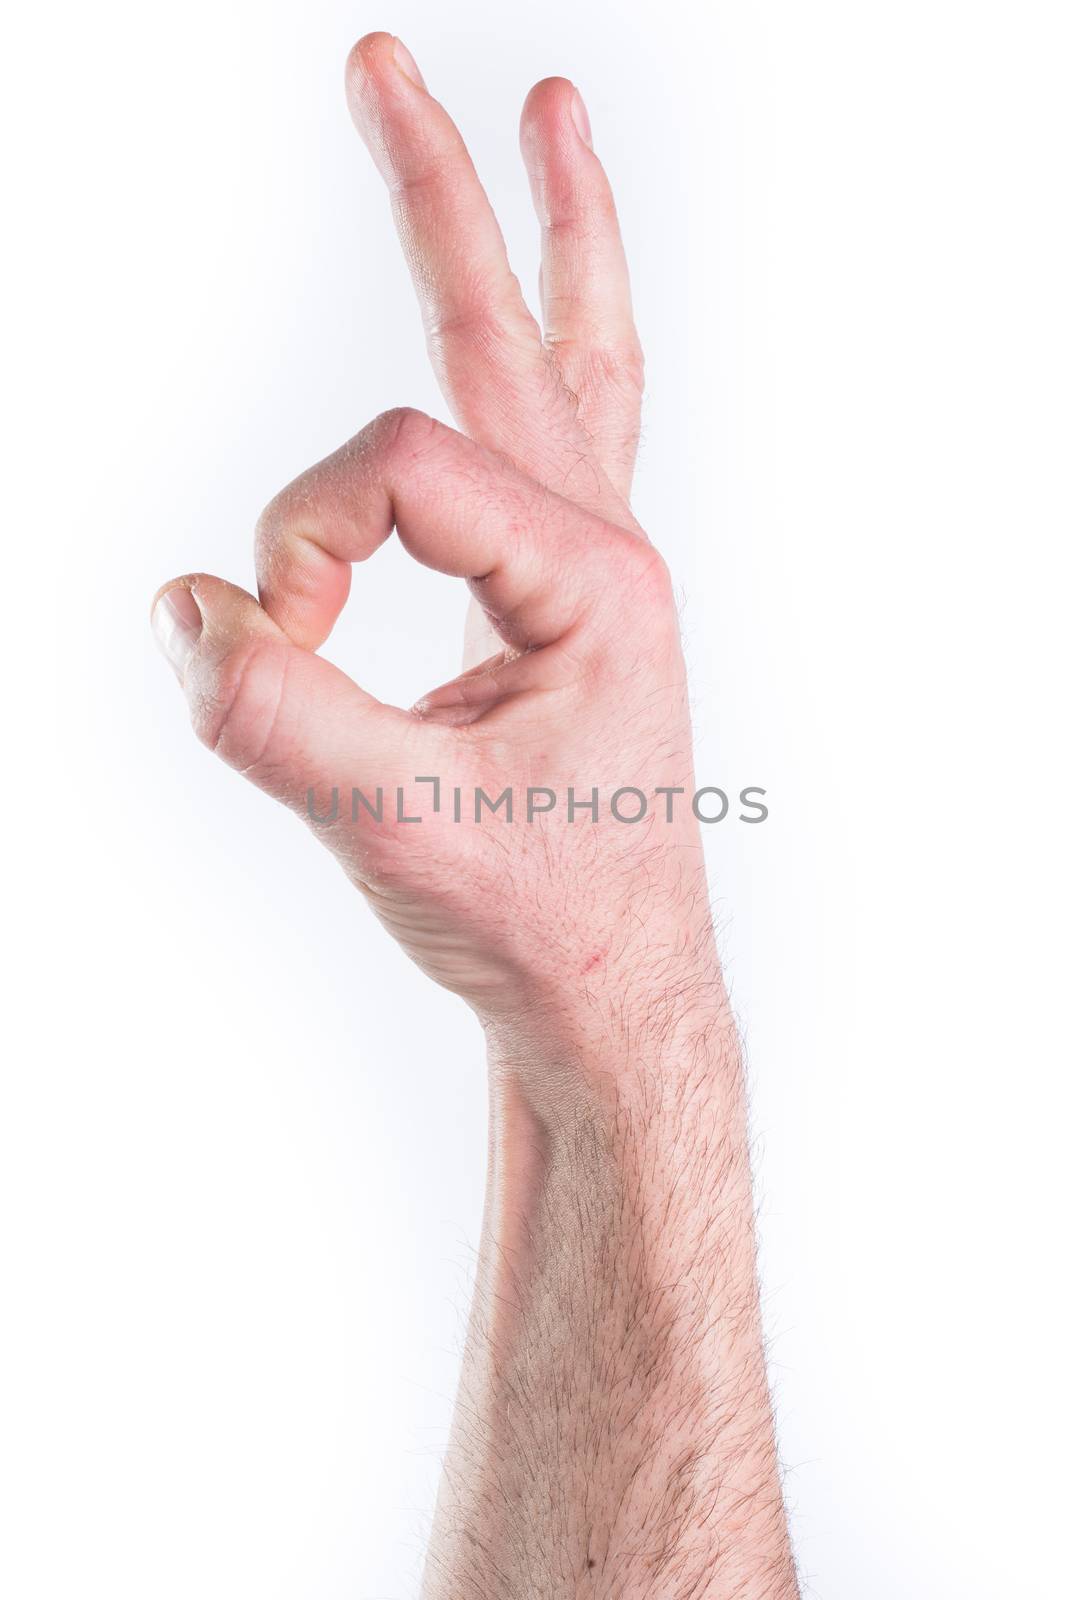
left=391, top=37, right=426, bottom=89
left=570, top=87, right=593, bottom=149
left=152, top=586, right=202, bottom=680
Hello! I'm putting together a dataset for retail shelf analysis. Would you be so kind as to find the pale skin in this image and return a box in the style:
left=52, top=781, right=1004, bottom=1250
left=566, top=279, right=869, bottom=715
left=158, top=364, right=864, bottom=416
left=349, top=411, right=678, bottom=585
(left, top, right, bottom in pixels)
left=151, top=32, right=798, bottom=1598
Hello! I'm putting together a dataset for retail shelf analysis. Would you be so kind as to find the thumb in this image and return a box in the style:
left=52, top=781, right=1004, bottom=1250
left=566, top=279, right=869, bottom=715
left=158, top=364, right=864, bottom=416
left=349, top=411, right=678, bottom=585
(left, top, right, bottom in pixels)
left=150, top=574, right=411, bottom=815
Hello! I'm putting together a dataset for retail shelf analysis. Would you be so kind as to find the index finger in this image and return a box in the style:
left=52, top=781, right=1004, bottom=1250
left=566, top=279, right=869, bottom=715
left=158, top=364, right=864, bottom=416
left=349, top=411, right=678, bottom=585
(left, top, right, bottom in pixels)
left=255, top=408, right=654, bottom=656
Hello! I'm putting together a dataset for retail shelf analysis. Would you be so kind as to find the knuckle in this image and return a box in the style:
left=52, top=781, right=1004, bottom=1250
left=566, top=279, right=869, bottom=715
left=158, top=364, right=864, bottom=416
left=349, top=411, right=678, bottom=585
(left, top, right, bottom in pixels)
left=546, top=335, right=645, bottom=409
left=253, top=494, right=292, bottom=581
left=640, top=544, right=676, bottom=606
left=372, top=405, right=439, bottom=457
left=193, top=639, right=291, bottom=780
left=255, top=483, right=292, bottom=545
left=619, top=539, right=676, bottom=618
left=426, top=283, right=521, bottom=350
left=389, top=146, right=458, bottom=201
left=369, top=405, right=462, bottom=484
left=254, top=476, right=321, bottom=589
left=591, top=339, right=645, bottom=396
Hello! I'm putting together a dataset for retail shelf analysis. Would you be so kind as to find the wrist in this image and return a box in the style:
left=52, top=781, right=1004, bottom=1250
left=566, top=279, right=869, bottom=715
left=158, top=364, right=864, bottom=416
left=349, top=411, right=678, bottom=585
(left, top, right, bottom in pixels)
left=480, top=947, right=740, bottom=1118
left=480, top=963, right=752, bottom=1273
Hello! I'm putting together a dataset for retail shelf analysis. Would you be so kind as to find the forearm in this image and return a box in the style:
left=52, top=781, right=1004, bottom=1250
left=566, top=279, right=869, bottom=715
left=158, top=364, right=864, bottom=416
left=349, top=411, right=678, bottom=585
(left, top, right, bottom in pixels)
left=423, top=985, right=798, bottom=1599
left=152, top=32, right=800, bottom=1588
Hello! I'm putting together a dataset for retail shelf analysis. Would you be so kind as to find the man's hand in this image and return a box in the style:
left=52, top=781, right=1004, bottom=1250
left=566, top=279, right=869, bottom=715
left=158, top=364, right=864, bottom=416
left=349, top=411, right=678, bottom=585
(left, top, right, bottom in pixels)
left=151, top=31, right=695, bottom=1023
left=152, top=403, right=698, bottom=1015
left=151, top=32, right=797, bottom=1598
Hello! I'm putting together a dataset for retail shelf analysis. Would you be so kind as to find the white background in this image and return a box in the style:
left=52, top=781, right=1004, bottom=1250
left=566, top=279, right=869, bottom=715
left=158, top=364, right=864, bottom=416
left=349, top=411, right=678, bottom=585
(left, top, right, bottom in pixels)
left=3, top=2, right=1066, bottom=1595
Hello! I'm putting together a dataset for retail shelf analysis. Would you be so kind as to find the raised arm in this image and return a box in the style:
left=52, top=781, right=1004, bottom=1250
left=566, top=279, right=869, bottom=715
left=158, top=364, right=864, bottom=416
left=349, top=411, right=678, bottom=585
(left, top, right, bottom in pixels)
left=150, top=32, right=797, bottom=1597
